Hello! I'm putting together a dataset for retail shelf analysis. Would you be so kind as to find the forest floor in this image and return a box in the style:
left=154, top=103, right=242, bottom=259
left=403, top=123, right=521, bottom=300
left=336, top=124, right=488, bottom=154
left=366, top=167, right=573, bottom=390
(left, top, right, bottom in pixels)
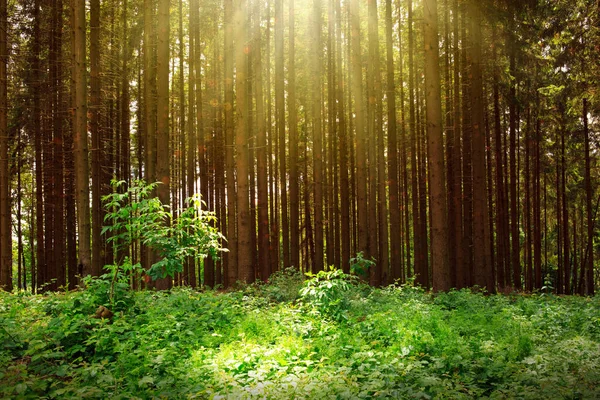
left=1, top=268, right=599, bottom=399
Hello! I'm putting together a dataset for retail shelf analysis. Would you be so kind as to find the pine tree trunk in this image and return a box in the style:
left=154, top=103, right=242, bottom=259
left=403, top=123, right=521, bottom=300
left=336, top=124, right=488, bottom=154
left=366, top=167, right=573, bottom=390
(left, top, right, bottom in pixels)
left=583, top=98, right=594, bottom=295
left=234, top=0, right=253, bottom=283
left=350, top=0, right=367, bottom=260
left=313, top=0, right=324, bottom=273
left=254, top=0, right=270, bottom=281
left=275, top=0, right=289, bottom=269
left=386, top=0, right=400, bottom=282
left=0, top=0, right=10, bottom=291
left=424, top=0, right=450, bottom=291
left=72, top=0, right=91, bottom=280
left=468, top=0, right=491, bottom=291
left=155, top=0, right=171, bottom=289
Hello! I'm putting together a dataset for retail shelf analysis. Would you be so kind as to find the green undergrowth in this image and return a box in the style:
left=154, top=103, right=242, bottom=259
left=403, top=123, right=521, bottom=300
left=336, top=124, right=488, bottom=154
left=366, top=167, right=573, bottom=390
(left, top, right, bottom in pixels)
left=1, top=269, right=599, bottom=399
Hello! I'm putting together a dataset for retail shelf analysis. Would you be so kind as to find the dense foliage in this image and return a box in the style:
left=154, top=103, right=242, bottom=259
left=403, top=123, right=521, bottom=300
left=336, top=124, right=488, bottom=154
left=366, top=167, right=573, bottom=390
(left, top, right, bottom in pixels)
left=1, top=272, right=599, bottom=399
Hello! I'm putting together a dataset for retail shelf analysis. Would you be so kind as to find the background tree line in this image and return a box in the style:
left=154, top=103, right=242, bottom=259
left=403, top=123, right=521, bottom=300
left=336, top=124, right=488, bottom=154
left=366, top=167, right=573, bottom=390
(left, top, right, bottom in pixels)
left=0, top=0, right=597, bottom=294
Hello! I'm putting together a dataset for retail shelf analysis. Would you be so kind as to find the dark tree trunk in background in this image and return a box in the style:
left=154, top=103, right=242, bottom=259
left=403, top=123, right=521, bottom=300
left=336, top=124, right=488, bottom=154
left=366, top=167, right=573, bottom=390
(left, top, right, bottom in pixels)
left=424, top=0, right=450, bottom=291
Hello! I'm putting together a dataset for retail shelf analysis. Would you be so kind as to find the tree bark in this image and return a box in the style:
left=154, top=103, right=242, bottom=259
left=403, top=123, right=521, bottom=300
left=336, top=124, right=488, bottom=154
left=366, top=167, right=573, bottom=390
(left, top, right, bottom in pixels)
left=72, top=0, right=92, bottom=280
left=424, top=0, right=450, bottom=291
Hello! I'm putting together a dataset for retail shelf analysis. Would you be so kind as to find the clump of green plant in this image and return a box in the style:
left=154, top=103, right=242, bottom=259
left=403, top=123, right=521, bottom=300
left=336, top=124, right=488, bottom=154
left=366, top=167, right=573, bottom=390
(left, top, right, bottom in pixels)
left=299, top=267, right=359, bottom=320
left=245, top=267, right=304, bottom=303
left=102, top=180, right=226, bottom=297
left=349, top=251, right=376, bottom=279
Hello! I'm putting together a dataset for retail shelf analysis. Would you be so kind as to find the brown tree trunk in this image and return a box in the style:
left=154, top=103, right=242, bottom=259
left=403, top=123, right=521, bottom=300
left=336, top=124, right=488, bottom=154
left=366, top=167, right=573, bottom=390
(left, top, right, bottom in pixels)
left=224, top=0, right=237, bottom=285
left=386, top=0, right=400, bottom=282
left=408, top=0, right=421, bottom=286
left=90, top=0, right=102, bottom=277
left=583, top=98, right=594, bottom=295
left=424, top=0, right=450, bottom=291
left=73, top=0, right=92, bottom=279
left=350, top=0, right=367, bottom=260
left=451, top=0, right=463, bottom=288
left=468, top=1, right=491, bottom=291
left=0, top=0, right=10, bottom=291
left=155, top=0, right=171, bottom=289
left=275, top=0, right=289, bottom=270
left=508, top=37, right=520, bottom=289
left=234, top=0, right=253, bottom=283
left=460, top=5, right=472, bottom=288
left=312, top=0, right=324, bottom=273
left=254, top=0, right=270, bottom=281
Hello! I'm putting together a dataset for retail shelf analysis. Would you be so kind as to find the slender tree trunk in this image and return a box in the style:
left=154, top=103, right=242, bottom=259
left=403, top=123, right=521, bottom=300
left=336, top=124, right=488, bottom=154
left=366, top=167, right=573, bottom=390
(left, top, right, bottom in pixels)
left=336, top=0, right=350, bottom=273
left=155, top=0, right=171, bottom=289
left=424, top=0, right=450, bottom=291
left=187, top=0, right=197, bottom=286
left=451, top=0, right=463, bottom=288
left=508, top=35, right=520, bottom=289
left=33, top=0, right=44, bottom=293
left=312, top=0, right=324, bottom=273
left=234, top=0, right=253, bottom=283
left=408, top=0, right=422, bottom=286
left=386, top=0, right=400, bottom=282
left=534, top=113, right=542, bottom=289
left=350, top=0, right=367, bottom=260
left=583, top=98, right=594, bottom=295
left=0, top=0, right=10, bottom=291
left=275, top=0, right=289, bottom=269
left=254, top=0, right=270, bottom=281
left=90, top=0, right=102, bottom=277
left=224, top=0, right=237, bottom=285
left=468, top=1, right=491, bottom=291
left=492, top=26, right=507, bottom=289
left=561, top=116, right=569, bottom=294
left=53, top=0, right=66, bottom=289
left=72, top=0, right=92, bottom=279
left=288, top=0, right=299, bottom=270
left=144, top=0, right=157, bottom=281
left=459, top=5, right=473, bottom=287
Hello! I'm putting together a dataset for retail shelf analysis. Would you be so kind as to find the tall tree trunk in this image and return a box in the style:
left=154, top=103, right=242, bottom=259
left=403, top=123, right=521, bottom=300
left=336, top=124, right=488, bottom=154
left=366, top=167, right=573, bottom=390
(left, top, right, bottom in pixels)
left=492, top=26, right=507, bottom=289
left=54, top=0, right=65, bottom=290
left=534, top=113, right=542, bottom=289
left=424, top=0, right=450, bottom=291
left=561, top=115, right=569, bottom=294
left=225, top=0, right=237, bottom=285
left=0, top=0, right=10, bottom=291
left=255, top=0, right=270, bottom=281
left=73, top=0, right=92, bottom=279
left=468, top=0, right=491, bottom=291
left=144, top=0, right=157, bottom=281
left=583, top=98, right=594, bottom=295
left=313, top=0, right=324, bottom=273
left=386, top=0, right=400, bottom=282
left=234, top=0, right=253, bottom=283
left=336, top=0, right=350, bottom=273
left=287, top=0, right=299, bottom=270
left=451, top=0, right=463, bottom=288
left=508, top=33, right=520, bottom=289
left=350, top=0, right=367, bottom=259
left=90, top=0, right=102, bottom=276
left=155, top=0, right=171, bottom=289
left=275, top=0, right=289, bottom=269
left=187, top=0, right=197, bottom=286
left=408, top=0, right=422, bottom=286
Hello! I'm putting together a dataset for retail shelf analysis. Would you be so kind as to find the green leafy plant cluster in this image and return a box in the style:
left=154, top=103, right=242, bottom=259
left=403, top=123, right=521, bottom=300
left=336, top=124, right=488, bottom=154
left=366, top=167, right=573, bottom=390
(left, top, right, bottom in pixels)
left=1, top=281, right=600, bottom=399
left=102, top=179, right=226, bottom=283
left=299, top=267, right=361, bottom=321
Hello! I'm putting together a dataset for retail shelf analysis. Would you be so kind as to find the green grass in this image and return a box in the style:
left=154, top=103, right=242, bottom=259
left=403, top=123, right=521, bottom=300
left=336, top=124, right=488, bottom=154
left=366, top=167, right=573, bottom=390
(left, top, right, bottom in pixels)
left=1, top=269, right=599, bottom=399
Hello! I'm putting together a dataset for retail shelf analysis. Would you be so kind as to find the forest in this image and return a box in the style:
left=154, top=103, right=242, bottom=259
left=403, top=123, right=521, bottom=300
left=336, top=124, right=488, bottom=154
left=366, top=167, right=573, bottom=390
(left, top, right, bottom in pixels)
left=0, top=0, right=599, bottom=397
